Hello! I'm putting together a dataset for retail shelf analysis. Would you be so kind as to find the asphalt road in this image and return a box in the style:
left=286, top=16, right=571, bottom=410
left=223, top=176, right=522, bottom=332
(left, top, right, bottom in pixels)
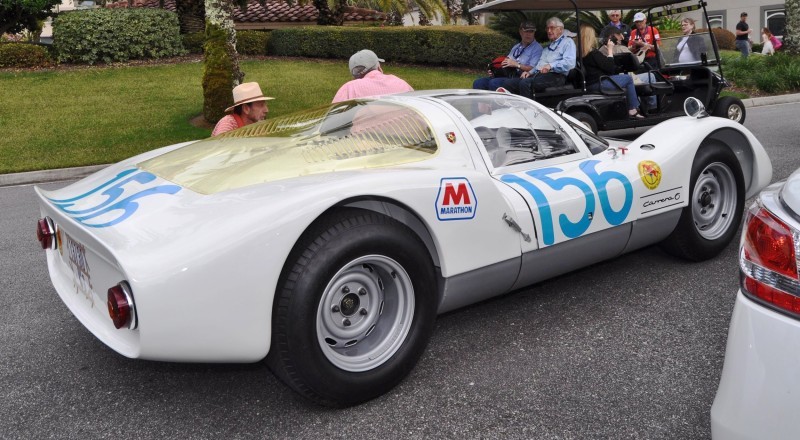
left=2, top=104, right=799, bottom=439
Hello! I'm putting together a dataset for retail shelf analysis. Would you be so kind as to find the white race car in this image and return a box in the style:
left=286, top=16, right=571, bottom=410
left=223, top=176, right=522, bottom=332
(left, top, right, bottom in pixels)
left=35, top=91, right=771, bottom=406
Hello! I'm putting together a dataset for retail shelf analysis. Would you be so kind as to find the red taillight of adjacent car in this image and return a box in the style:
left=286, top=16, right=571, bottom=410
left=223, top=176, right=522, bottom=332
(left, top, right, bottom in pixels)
left=740, top=202, right=800, bottom=317
left=36, top=217, right=56, bottom=250
left=107, top=282, right=137, bottom=330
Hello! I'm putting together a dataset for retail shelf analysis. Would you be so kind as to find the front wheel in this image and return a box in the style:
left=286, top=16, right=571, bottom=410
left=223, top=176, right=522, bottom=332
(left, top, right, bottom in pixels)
left=660, top=142, right=744, bottom=261
left=267, top=208, right=437, bottom=407
left=712, top=96, right=746, bottom=124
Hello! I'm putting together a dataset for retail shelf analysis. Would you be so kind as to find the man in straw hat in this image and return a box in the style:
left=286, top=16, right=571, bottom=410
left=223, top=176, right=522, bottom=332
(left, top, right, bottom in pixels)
left=212, top=82, right=274, bottom=136
left=332, top=49, right=413, bottom=103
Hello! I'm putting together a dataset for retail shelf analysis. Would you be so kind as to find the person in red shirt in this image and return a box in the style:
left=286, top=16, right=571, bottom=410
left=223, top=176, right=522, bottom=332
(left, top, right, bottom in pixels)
left=212, top=82, right=274, bottom=136
left=628, top=12, right=662, bottom=68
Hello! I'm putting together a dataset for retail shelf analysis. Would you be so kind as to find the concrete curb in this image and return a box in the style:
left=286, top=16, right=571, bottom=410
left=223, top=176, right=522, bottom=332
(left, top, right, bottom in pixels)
left=3, top=93, right=800, bottom=188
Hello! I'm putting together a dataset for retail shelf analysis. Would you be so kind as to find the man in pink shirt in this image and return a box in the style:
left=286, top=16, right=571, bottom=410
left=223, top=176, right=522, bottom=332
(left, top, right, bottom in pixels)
left=212, top=82, right=274, bottom=136
left=332, top=49, right=413, bottom=103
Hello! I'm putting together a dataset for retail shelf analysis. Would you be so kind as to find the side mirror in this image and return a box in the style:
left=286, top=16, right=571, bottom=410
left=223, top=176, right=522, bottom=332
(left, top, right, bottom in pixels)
left=684, top=97, right=708, bottom=118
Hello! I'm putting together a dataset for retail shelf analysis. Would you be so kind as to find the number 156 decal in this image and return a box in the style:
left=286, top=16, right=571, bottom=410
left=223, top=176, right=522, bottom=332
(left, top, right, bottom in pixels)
left=501, top=160, right=633, bottom=246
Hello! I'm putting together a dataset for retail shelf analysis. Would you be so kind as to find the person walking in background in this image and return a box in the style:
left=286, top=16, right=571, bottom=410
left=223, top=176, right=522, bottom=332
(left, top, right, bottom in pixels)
left=332, top=49, right=413, bottom=103
left=761, top=28, right=782, bottom=55
left=735, top=12, right=752, bottom=58
left=581, top=25, right=644, bottom=119
left=629, top=12, right=661, bottom=68
left=506, top=17, right=575, bottom=98
left=674, top=17, right=707, bottom=64
left=473, top=21, right=542, bottom=91
left=600, top=10, right=631, bottom=46
left=212, top=82, right=273, bottom=136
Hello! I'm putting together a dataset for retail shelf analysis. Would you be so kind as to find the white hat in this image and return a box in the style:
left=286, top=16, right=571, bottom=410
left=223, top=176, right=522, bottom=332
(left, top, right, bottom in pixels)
left=349, top=49, right=385, bottom=77
left=633, top=12, right=646, bottom=22
left=224, top=82, right=274, bottom=113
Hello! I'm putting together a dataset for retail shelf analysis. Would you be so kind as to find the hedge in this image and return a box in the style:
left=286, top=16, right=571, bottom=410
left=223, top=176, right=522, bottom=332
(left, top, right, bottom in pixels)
left=268, top=26, right=515, bottom=69
left=53, top=8, right=185, bottom=64
left=236, top=30, right=270, bottom=55
left=0, top=42, right=52, bottom=68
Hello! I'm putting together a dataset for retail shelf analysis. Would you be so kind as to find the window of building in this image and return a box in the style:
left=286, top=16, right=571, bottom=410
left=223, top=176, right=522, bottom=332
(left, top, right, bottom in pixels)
left=705, top=11, right=724, bottom=29
left=761, top=5, right=785, bottom=37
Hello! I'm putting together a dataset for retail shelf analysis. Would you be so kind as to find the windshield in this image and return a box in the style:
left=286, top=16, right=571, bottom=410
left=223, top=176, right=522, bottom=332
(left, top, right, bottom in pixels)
left=139, top=101, right=437, bottom=194
left=438, top=94, right=579, bottom=167
left=660, top=31, right=717, bottom=68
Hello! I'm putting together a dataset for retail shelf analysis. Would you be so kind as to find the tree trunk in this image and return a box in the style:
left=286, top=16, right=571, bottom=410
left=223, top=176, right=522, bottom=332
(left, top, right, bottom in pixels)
left=786, top=0, right=799, bottom=56
left=313, top=0, right=336, bottom=25
left=176, top=0, right=206, bottom=34
left=418, top=10, right=431, bottom=26
left=202, top=0, right=243, bottom=123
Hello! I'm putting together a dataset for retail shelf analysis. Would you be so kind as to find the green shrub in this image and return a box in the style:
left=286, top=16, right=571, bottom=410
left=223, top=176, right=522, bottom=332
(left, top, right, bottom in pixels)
left=182, top=31, right=205, bottom=54
left=237, top=30, right=270, bottom=55
left=0, top=42, right=51, bottom=68
left=268, top=26, right=514, bottom=69
left=711, top=27, right=736, bottom=51
left=53, top=8, right=185, bottom=64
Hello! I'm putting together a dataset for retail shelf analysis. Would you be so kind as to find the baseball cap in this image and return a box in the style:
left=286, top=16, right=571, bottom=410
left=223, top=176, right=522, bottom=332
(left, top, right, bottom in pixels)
left=520, top=21, right=536, bottom=31
left=349, top=49, right=385, bottom=77
left=633, top=12, right=646, bottom=22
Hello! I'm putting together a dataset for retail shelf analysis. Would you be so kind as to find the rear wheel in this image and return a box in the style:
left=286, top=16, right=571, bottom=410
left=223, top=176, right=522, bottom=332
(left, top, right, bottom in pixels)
left=712, top=97, right=746, bottom=124
left=267, top=208, right=436, bottom=407
left=660, top=142, right=744, bottom=261
left=569, top=111, right=598, bottom=134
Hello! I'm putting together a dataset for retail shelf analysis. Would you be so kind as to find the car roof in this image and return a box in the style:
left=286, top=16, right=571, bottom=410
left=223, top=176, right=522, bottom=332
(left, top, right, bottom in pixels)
left=471, top=0, right=692, bottom=13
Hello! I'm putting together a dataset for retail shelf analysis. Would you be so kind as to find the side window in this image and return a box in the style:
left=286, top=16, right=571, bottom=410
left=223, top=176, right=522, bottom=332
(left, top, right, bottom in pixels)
left=441, top=95, right=579, bottom=168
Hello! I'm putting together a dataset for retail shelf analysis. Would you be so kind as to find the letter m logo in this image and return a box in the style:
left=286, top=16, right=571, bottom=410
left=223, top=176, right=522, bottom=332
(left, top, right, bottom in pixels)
left=435, top=177, right=477, bottom=221
left=443, top=183, right=471, bottom=206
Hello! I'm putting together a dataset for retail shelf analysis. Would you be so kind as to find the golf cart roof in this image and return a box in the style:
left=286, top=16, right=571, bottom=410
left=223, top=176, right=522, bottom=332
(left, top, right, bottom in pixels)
left=470, top=0, right=692, bottom=13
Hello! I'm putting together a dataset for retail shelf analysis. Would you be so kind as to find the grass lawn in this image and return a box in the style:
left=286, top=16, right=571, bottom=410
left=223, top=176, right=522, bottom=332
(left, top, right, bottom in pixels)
left=0, top=58, right=477, bottom=174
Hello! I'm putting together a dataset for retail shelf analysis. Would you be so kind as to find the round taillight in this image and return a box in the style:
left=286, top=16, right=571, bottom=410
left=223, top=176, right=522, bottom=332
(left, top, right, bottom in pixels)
left=107, top=282, right=137, bottom=330
left=36, top=217, right=56, bottom=250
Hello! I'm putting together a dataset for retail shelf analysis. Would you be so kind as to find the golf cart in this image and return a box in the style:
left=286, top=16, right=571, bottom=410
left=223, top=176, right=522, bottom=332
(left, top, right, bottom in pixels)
left=470, top=0, right=746, bottom=133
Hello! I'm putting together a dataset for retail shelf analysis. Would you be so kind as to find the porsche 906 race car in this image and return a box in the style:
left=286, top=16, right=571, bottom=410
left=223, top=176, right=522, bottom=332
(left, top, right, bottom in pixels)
left=35, top=90, right=772, bottom=407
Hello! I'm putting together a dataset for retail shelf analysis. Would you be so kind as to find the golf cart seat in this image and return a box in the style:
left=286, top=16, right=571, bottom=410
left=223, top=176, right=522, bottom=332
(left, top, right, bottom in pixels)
left=613, top=53, right=641, bottom=74
left=535, top=68, right=586, bottom=99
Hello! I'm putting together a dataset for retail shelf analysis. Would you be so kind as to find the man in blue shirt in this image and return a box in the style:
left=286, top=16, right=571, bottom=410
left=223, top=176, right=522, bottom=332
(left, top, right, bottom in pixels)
left=516, top=17, right=576, bottom=98
left=473, top=21, right=543, bottom=91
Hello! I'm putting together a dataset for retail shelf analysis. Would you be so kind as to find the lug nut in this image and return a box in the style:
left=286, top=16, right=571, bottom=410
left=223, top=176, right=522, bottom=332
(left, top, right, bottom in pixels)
left=343, top=319, right=351, bottom=327
left=358, top=287, right=366, bottom=296
left=342, top=286, right=350, bottom=293
left=332, top=305, right=340, bottom=313
left=359, top=308, right=367, bottom=316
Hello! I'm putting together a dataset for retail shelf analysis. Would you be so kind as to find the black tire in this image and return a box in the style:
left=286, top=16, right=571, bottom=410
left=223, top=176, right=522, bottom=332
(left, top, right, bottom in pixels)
left=712, top=96, right=746, bottom=124
left=569, top=110, right=598, bottom=134
left=267, top=208, right=437, bottom=407
left=660, top=142, right=745, bottom=261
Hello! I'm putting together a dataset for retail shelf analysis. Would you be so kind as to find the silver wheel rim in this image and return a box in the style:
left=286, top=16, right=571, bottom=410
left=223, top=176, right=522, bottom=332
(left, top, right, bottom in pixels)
left=727, top=104, right=743, bottom=122
left=316, top=255, right=414, bottom=372
left=691, top=161, right=737, bottom=240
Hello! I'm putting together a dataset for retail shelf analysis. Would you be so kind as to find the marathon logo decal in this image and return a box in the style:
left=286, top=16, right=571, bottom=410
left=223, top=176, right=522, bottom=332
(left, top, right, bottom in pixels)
left=436, top=177, right=477, bottom=221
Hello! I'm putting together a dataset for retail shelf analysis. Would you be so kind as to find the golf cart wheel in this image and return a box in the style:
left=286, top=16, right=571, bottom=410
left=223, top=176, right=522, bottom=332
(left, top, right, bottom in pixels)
left=712, top=97, right=746, bottom=124
left=569, top=111, right=598, bottom=133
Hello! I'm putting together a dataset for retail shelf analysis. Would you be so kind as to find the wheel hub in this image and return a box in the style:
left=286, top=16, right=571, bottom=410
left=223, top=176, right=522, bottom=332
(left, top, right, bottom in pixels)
left=691, top=162, right=737, bottom=240
left=339, top=292, right=360, bottom=316
left=316, top=256, right=415, bottom=372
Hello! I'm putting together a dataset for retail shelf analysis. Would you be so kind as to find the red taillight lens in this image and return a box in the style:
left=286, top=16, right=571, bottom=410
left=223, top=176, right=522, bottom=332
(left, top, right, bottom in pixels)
left=740, top=202, right=800, bottom=317
left=107, top=282, right=137, bottom=330
left=743, top=208, right=797, bottom=278
left=36, top=217, right=55, bottom=250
